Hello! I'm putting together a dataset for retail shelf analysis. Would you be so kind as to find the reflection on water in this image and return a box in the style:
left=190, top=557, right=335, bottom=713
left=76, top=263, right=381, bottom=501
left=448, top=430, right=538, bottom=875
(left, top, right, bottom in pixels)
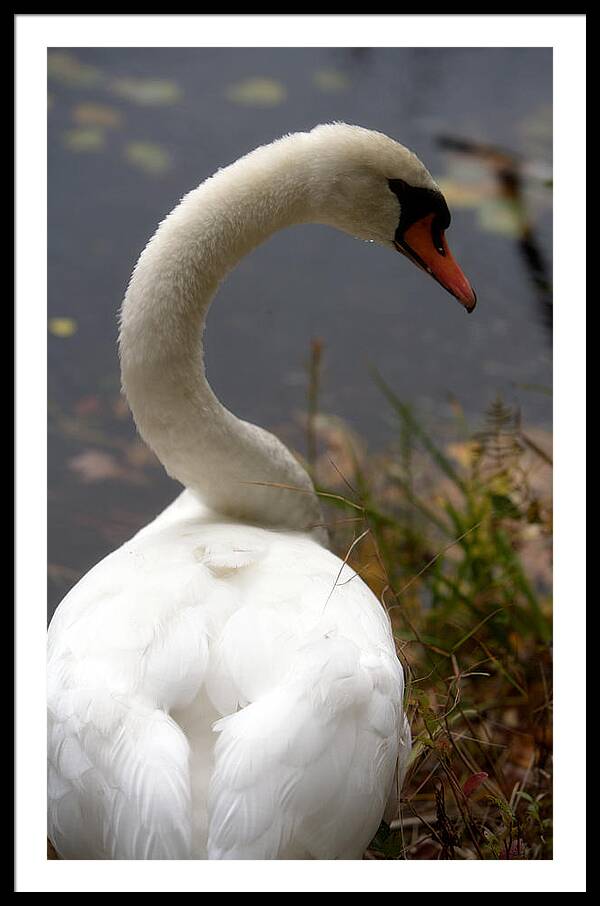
left=47, top=47, right=552, bottom=621
left=437, top=134, right=553, bottom=334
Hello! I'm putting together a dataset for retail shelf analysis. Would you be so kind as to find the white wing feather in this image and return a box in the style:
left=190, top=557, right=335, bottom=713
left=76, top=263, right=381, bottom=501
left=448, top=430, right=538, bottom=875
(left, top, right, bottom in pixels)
left=208, top=636, right=403, bottom=859
left=48, top=491, right=410, bottom=859
left=48, top=693, right=192, bottom=859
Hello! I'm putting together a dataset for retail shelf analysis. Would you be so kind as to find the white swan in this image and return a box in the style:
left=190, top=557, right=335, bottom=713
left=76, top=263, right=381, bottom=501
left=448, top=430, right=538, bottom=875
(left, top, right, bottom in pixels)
left=47, top=123, right=476, bottom=860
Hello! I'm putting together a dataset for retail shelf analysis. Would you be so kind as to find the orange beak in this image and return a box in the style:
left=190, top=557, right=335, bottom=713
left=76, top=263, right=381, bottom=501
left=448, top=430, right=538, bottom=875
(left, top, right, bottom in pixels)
left=395, top=213, right=477, bottom=313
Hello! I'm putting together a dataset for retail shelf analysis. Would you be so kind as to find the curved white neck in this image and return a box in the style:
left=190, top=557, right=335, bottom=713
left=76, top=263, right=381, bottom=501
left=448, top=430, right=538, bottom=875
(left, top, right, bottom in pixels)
left=120, top=132, right=326, bottom=537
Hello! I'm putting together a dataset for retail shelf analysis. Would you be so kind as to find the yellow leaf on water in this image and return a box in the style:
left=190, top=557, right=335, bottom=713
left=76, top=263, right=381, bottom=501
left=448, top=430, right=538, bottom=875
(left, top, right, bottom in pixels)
left=111, top=78, right=181, bottom=105
left=226, top=77, right=286, bottom=107
left=48, top=52, right=102, bottom=88
left=313, top=69, right=349, bottom=93
left=72, top=103, right=122, bottom=129
left=437, top=174, right=526, bottom=237
left=436, top=178, right=492, bottom=209
left=478, top=200, right=523, bottom=238
left=62, top=127, right=105, bottom=152
left=49, top=318, right=77, bottom=338
left=124, top=142, right=171, bottom=175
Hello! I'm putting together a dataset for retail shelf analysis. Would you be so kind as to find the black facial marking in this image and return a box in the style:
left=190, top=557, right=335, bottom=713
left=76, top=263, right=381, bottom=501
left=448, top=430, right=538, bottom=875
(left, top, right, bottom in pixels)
left=388, top=178, right=451, bottom=246
left=431, top=218, right=446, bottom=256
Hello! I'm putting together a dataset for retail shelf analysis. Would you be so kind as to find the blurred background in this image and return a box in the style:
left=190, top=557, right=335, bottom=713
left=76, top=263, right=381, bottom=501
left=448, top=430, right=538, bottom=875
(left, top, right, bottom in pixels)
left=47, top=47, right=552, bottom=622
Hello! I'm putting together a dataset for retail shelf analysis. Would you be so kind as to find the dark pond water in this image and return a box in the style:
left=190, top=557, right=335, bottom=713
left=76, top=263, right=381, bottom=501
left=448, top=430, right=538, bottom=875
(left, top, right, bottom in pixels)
left=47, top=47, right=552, bottom=620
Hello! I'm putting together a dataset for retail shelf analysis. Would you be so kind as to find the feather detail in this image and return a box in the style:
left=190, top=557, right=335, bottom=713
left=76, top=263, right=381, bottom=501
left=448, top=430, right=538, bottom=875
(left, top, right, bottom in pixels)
left=48, top=493, right=409, bottom=859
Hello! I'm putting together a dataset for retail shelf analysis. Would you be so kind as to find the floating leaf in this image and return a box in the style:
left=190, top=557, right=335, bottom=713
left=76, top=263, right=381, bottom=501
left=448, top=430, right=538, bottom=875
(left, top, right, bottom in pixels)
left=436, top=178, right=493, bottom=209
left=72, top=102, right=122, bottom=129
left=124, top=141, right=171, bottom=175
left=438, top=179, right=525, bottom=238
left=67, top=448, right=149, bottom=486
left=478, top=199, right=523, bottom=238
left=226, top=77, right=286, bottom=107
left=48, top=52, right=102, bottom=88
left=48, top=317, right=77, bottom=338
left=63, top=127, right=105, bottom=152
left=313, top=69, right=349, bottom=93
left=68, top=449, right=124, bottom=483
left=74, top=395, right=101, bottom=417
left=111, top=78, right=181, bottom=105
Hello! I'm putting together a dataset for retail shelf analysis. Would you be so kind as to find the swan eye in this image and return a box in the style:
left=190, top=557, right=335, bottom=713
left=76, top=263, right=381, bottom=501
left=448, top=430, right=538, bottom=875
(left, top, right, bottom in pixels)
left=432, top=219, right=446, bottom=256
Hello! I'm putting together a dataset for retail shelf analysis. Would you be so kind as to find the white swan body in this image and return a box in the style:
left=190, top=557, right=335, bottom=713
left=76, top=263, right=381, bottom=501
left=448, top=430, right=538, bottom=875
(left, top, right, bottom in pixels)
left=48, top=124, right=475, bottom=860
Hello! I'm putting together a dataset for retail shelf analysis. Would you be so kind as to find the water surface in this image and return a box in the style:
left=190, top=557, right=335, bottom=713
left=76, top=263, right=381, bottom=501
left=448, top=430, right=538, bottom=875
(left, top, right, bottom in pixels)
left=48, top=47, right=552, bottom=620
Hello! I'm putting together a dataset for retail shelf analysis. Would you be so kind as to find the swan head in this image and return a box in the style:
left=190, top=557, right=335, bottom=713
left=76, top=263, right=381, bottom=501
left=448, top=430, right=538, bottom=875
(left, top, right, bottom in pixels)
left=308, top=123, right=476, bottom=312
